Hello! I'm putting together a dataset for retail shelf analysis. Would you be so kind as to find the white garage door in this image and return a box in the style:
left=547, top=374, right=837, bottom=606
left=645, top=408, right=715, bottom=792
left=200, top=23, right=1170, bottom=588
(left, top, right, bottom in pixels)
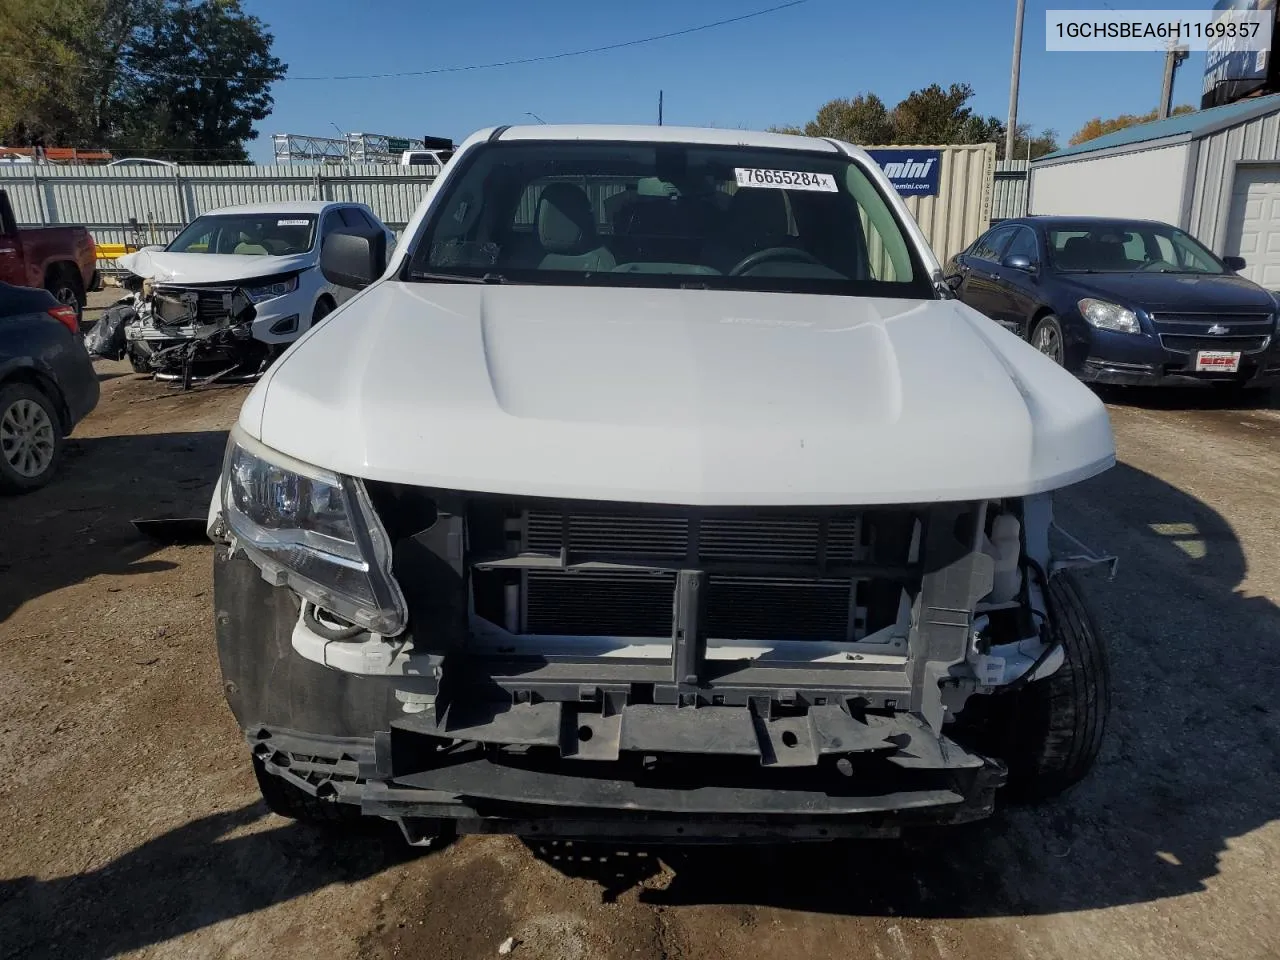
left=1225, top=164, right=1280, bottom=290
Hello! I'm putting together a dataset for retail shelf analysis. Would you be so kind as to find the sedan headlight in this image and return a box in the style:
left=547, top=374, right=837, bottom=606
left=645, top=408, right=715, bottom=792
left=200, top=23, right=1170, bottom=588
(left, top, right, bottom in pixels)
left=244, top=275, right=299, bottom=303
left=1078, top=298, right=1140, bottom=334
left=221, top=427, right=407, bottom=635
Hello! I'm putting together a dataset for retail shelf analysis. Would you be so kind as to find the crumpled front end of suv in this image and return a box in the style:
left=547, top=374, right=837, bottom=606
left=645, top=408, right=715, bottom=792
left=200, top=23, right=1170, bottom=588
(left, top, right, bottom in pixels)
left=213, top=454, right=1106, bottom=842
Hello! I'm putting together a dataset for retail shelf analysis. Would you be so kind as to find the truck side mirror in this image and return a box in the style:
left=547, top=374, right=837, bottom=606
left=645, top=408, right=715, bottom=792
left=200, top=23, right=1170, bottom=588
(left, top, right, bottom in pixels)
left=321, top=229, right=387, bottom=289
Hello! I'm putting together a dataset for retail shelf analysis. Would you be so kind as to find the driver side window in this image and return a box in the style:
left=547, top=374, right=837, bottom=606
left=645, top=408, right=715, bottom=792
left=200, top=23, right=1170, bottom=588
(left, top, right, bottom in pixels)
left=1003, top=226, right=1039, bottom=263
left=972, top=225, right=1015, bottom=264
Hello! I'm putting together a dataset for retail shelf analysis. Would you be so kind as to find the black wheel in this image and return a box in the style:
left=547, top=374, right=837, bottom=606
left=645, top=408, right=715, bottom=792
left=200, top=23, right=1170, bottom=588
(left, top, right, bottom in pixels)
left=0, top=382, right=64, bottom=494
left=1031, top=314, right=1066, bottom=366
left=252, top=757, right=360, bottom=824
left=955, top=572, right=1110, bottom=801
left=310, top=296, right=335, bottom=328
left=46, top=267, right=85, bottom=321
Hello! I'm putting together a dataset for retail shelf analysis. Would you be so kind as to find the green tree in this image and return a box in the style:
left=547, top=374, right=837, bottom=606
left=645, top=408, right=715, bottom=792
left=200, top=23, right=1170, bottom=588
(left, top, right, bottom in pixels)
left=1002, top=123, right=1060, bottom=160
left=1069, top=105, right=1195, bottom=146
left=801, top=93, right=894, bottom=144
left=117, top=0, right=285, bottom=162
left=0, top=0, right=110, bottom=146
left=890, top=83, right=977, bottom=143
left=1, top=0, right=285, bottom=162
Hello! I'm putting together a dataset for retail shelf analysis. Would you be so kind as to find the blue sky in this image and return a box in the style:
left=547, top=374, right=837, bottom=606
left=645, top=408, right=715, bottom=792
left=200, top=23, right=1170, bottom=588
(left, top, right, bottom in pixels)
left=244, top=0, right=1211, bottom=162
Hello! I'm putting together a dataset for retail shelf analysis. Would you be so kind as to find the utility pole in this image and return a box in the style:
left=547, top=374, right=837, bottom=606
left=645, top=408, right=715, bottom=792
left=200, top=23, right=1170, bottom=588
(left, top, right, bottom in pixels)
left=1159, top=43, right=1190, bottom=118
left=659, top=90, right=664, bottom=126
left=1004, top=0, right=1026, bottom=161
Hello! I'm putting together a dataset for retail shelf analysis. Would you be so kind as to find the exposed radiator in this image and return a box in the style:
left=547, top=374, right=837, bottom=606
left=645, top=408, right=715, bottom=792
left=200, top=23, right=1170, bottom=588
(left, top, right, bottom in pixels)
left=517, top=510, right=872, bottom=641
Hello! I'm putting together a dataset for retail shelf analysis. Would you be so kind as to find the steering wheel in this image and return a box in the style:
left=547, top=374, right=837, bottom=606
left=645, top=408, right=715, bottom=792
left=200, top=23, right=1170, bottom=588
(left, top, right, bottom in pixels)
left=1139, top=259, right=1177, bottom=273
left=728, top=246, right=824, bottom=277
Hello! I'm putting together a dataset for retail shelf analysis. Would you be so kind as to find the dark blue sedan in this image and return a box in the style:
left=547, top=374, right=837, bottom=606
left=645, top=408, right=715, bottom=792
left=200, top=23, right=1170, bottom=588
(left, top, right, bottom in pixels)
left=945, top=217, right=1280, bottom=391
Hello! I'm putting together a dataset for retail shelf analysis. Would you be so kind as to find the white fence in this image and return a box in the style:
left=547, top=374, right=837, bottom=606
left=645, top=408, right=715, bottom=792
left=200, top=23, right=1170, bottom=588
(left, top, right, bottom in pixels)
left=0, top=163, right=437, bottom=269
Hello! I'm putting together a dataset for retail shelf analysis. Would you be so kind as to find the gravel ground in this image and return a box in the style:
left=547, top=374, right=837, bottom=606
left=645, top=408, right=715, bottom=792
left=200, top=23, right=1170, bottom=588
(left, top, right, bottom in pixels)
left=0, top=290, right=1277, bottom=959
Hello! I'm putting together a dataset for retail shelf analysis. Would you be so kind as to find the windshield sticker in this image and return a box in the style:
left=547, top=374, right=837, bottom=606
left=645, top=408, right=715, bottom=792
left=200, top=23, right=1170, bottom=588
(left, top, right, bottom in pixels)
left=734, top=168, right=837, bottom=192
left=277, top=219, right=310, bottom=226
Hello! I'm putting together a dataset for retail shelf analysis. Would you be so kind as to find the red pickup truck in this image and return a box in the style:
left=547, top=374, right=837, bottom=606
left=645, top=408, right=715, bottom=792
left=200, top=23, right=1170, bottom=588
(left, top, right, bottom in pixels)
left=0, top=189, right=99, bottom=318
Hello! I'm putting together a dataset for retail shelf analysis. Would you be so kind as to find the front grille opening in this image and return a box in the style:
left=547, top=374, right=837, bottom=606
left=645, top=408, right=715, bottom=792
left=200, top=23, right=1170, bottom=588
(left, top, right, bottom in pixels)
left=525, top=570, right=676, bottom=637
left=706, top=576, right=862, bottom=642
left=471, top=506, right=920, bottom=643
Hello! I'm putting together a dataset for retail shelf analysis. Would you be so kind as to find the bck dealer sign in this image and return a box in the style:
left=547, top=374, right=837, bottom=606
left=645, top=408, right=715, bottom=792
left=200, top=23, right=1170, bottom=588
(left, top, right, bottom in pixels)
left=865, top=149, right=942, bottom=196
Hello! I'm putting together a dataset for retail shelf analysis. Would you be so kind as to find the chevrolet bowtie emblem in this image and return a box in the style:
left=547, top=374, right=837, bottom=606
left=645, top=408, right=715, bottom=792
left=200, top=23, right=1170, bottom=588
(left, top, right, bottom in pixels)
left=1207, top=323, right=1230, bottom=335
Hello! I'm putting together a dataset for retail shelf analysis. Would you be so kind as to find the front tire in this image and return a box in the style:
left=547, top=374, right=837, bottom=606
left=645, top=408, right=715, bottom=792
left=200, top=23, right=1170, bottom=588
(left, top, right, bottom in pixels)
left=0, top=382, right=64, bottom=494
left=956, top=572, right=1110, bottom=801
left=310, top=296, right=335, bottom=329
left=1031, top=314, right=1066, bottom=366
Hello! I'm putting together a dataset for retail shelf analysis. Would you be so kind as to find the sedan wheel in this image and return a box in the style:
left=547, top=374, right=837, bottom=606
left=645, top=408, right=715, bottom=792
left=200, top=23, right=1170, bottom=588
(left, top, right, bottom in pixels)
left=0, top=384, right=63, bottom=493
left=1032, top=315, right=1066, bottom=366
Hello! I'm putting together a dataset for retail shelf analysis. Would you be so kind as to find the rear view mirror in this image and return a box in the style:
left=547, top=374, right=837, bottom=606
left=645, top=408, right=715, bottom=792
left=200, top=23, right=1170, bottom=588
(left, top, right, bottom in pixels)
left=321, top=229, right=387, bottom=289
left=1222, top=255, right=1246, bottom=272
left=1002, top=254, right=1037, bottom=273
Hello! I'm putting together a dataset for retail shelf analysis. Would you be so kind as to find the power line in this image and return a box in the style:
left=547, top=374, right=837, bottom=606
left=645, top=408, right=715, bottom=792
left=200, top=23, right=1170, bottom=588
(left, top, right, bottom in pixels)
left=0, top=0, right=812, bottom=83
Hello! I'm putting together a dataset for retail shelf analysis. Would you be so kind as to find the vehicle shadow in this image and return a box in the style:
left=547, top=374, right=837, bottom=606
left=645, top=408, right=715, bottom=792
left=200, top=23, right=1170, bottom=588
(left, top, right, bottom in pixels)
left=0, top=430, right=227, bottom=626
left=0, top=804, right=423, bottom=960
left=524, top=460, right=1280, bottom=919
left=1094, top=382, right=1279, bottom=411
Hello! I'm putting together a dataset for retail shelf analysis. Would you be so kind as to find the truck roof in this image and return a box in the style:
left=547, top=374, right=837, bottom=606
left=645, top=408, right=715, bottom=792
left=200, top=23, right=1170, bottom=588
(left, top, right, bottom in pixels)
left=204, top=200, right=357, bottom=216
left=488, top=124, right=843, bottom=153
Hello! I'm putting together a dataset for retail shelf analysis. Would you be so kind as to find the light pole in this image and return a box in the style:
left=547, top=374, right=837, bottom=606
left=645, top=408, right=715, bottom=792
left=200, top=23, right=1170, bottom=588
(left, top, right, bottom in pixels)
left=1159, top=43, right=1190, bottom=118
left=1005, top=0, right=1026, bottom=161
left=525, top=112, right=547, bottom=124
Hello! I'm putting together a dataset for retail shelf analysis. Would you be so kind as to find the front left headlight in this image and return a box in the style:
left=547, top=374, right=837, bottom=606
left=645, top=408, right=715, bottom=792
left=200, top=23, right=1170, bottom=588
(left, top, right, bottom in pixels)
left=221, top=427, right=407, bottom=635
left=245, top=275, right=299, bottom=303
left=1079, top=298, right=1140, bottom=334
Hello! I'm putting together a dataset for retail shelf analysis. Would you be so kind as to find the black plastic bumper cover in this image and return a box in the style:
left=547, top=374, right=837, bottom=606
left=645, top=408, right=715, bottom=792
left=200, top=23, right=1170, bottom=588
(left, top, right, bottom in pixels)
left=250, top=726, right=1006, bottom=840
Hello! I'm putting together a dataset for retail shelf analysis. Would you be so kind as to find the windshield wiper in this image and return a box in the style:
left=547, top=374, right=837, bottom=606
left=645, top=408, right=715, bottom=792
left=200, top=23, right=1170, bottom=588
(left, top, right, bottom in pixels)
left=408, top=270, right=508, bottom=284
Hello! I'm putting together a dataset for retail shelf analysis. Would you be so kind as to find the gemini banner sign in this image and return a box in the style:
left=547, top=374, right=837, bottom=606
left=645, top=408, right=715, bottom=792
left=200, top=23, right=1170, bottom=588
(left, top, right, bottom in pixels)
left=865, top=149, right=942, bottom=196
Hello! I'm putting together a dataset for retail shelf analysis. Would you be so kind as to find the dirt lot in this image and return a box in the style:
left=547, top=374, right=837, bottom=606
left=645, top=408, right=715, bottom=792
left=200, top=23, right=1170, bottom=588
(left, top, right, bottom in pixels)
left=1, top=291, right=1278, bottom=959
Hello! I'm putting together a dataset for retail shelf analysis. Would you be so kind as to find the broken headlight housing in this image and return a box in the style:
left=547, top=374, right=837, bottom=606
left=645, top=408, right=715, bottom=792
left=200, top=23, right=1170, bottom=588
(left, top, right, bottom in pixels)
left=221, top=426, right=407, bottom=635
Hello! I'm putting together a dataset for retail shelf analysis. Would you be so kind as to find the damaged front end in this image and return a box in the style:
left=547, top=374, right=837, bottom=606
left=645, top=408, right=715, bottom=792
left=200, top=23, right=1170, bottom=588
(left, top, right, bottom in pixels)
left=119, top=276, right=270, bottom=388
left=211, top=428, right=1112, bottom=842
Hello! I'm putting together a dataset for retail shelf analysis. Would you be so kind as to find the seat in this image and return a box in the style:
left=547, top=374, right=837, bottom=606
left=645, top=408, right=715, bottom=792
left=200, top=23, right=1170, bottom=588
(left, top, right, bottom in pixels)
left=705, top=188, right=792, bottom=272
left=1058, top=236, right=1092, bottom=270
left=1091, top=239, right=1127, bottom=270
left=534, top=183, right=616, bottom=272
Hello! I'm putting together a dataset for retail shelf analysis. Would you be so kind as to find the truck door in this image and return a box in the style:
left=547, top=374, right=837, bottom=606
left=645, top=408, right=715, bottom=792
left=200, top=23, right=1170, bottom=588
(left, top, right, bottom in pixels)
left=0, top=191, right=26, bottom=287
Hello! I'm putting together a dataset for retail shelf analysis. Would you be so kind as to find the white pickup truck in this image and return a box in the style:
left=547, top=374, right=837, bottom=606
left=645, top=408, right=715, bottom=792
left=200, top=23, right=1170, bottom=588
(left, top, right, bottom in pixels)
left=209, top=124, right=1116, bottom=845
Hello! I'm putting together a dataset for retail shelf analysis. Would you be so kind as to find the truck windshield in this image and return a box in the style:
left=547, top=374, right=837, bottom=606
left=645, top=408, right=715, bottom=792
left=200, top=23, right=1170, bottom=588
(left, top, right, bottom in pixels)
left=407, top=140, right=932, bottom=297
left=167, top=214, right=317, bottom=256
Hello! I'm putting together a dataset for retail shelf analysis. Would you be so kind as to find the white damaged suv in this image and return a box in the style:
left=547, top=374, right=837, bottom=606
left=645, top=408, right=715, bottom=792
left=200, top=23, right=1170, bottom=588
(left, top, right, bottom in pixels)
left=209, top=125, right=1116, bottom=844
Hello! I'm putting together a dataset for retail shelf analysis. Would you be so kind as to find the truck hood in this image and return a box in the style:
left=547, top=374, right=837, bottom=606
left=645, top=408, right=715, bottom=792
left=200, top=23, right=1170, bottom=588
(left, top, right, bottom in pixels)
left=117, top=248, right=314, bottom=284
left=244, top=282, right=1115, bottom=505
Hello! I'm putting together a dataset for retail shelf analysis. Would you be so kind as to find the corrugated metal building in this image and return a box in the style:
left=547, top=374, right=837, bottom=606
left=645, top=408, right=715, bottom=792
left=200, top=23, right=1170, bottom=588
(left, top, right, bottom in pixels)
left=991, top=159, right=1029, bottom=222
left=1028, top=93, right=1280, bottom=288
